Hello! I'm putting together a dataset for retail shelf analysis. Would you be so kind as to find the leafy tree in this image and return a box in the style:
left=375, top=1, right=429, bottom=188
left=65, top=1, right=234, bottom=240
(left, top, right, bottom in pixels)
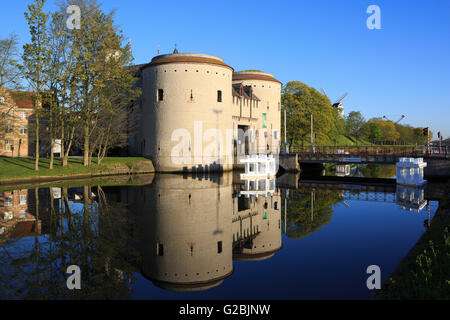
left=362, top=121, right=383, bottom=142
left=345, top=111, right=365, bottom=144
left=281, top=81, right=340, bottom=149
left=66, top=0, right=139, bottom=166
left=22, top=0, right=51, bottom=171
left=374, top=120, right=400, bottom=142
left=0, top=33, right=23, bottom=89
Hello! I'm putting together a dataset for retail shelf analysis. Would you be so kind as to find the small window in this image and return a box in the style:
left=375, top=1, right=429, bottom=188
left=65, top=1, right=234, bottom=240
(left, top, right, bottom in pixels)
left=157, top=243, right=164, bottom=256
left=4, top=211, right=13, bottom=221
left=158, top=89, right=164, bottom=101
left=6, top=125, right=13, bottom=134
left=19, top=210, right=26, bottom=219
left=20, top=112, right=28, bottom=120
left=4, top=196, right=13, bottom=207
left=0, top=97, right=5, bottom=104
left=217, top=241, right=222, bottom=254
left=217, top=90, right=222, bottom=102
left=19, top=194, right=27, bottom=205
left=20, top=126, right=27, bottom=135
left=274, top=201, right=278, bottom=210
left=4, top=140, right=13, bottom=152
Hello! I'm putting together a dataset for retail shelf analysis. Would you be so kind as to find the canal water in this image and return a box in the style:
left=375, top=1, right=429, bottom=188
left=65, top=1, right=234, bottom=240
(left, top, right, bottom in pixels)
left=0, top=168, right=440, bottom=299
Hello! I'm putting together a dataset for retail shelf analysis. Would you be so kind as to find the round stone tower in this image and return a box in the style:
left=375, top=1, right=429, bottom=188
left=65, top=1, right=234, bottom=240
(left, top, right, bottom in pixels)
left=232, top=71, right=282, bottom=154
left=139, top=52, right=234, bottom=172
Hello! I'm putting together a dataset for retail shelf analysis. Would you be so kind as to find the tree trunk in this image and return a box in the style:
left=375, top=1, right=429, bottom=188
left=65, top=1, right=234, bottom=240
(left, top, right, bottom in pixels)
left=83, top=123, right=89, bottom=166
left=35, top=97, right=40, bottom=171
left=63, top=127, right=75, bottom=167
left=49, top=104, right=54, bottom=169
left=60, top=117, right=64, bottom=161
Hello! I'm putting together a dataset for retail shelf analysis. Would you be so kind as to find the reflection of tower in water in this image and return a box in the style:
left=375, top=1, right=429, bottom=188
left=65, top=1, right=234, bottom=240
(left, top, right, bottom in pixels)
left=137, top=173, right=233, bottom=291
left=232, top=177, right=282, bottom=261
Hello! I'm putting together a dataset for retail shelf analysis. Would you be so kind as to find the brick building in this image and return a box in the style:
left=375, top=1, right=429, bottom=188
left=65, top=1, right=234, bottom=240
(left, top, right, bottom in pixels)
left=0, top=85, right=34, bottom=157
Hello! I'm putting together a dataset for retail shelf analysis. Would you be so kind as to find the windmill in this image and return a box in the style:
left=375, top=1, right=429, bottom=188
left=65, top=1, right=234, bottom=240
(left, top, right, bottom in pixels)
left=321, top=89, right=347, bottom=118
left=383, top=114, right=405, bottom=124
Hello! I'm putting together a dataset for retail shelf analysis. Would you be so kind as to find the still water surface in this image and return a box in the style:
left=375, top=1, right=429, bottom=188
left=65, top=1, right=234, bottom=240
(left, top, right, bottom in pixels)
left=0, top=169, right=439, bottom=299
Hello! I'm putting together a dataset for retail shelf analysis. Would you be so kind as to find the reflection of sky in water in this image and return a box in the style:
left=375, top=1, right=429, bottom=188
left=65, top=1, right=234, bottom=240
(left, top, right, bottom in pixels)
left=0, top=173, right=440, bottom=300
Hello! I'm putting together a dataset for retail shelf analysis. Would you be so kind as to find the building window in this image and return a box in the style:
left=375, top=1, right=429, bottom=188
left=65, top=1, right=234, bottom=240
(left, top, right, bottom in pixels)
left=217, top=241, right=223, bottom=254
left=0, top=97, right=5, bottom=104
left=20, top=112, right=28, bottom=120
left=217, top=90, right=222, bottom=102
left=19, top=126, right=27, bottom=135
left=273, top=130, right=278, bottom=140
left=19, top=194, right=27, bottom=205
left=19, top=210, right=26, bottom=218
left=157, top=243, right=164, bottom=256
left=4, top=211, right=13, bottom=221
left=5, top=140, right=13, bottom=152
left=274, top=201, right=278, bottom=210
left=4, top=196, right=13, bottom=207
left=6, top=124, right=13, bottom=134
left=158, top=89, right=164, bottom=101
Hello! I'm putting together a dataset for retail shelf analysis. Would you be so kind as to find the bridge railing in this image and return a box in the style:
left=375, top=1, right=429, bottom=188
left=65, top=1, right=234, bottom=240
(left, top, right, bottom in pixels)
left=290, top=145, right=448, bottom=157
left=289, top=145, right=449, bottom=159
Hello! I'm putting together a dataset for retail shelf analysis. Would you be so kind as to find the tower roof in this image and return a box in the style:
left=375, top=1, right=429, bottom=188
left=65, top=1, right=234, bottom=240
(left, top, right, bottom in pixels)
left=232, top=70, right=282, bottom=85
left=142, top=53, right=233, bottom=71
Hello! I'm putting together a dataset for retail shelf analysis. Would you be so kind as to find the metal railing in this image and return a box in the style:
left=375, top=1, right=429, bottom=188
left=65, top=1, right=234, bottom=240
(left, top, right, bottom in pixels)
left=289, top=145, right=449, bottom=159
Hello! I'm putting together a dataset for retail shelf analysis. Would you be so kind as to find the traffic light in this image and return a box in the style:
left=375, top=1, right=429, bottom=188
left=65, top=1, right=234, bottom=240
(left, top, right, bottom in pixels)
left=423, top=127, right=428, bottom=136
left=264, top=202, right=268, bottom=209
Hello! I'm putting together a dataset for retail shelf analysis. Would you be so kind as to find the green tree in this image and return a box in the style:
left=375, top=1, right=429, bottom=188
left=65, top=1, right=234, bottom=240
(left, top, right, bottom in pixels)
left=362, top=121, right=383, bottom=142
left=345, top=111, right=365, bottom=144
left=22, top=0, right=51, bottom=171
left=375, top=120, right=400, bottom=142
left=0, top=33, right=23, bottom=89
left=67, top=0, right=139, bottom=166
left=281, top=81, right=339, bottom=149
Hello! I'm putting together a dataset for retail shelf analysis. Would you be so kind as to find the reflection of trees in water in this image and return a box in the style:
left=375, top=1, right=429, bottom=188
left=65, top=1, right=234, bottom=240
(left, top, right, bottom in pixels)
left=283, top=188, right=342, bottom=239
left=354, top=164, right=396, bottom=178
left=326, top=164, right=396, bottom=178
left=0, top=185, right=140, bottom=299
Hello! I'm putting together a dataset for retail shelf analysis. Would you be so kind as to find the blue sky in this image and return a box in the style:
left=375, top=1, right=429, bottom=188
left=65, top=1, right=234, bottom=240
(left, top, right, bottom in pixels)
left=2, top=0, right=450, bottom=137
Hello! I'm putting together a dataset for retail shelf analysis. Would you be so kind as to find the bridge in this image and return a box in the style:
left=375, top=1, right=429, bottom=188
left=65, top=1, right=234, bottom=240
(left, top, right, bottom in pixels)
left=278, top=145, right=450, bottom=178
left=290, top=145, right=449, bottom=164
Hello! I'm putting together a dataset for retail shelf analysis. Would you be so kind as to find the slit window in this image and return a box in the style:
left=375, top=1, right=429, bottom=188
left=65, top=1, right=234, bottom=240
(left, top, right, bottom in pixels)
left=217, top=90, right=222, bottom=102
left=157, top=243, right=164, bottom=256
left=217, top=241, right=223, bottom=254
left=158, top=89, right=164, bottom=101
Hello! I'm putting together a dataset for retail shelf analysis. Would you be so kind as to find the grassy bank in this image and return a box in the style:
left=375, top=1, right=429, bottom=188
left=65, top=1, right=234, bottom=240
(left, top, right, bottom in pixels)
left=374, top=192, right=450, bottom=299
left=0, top=156, right=154, bottom=183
